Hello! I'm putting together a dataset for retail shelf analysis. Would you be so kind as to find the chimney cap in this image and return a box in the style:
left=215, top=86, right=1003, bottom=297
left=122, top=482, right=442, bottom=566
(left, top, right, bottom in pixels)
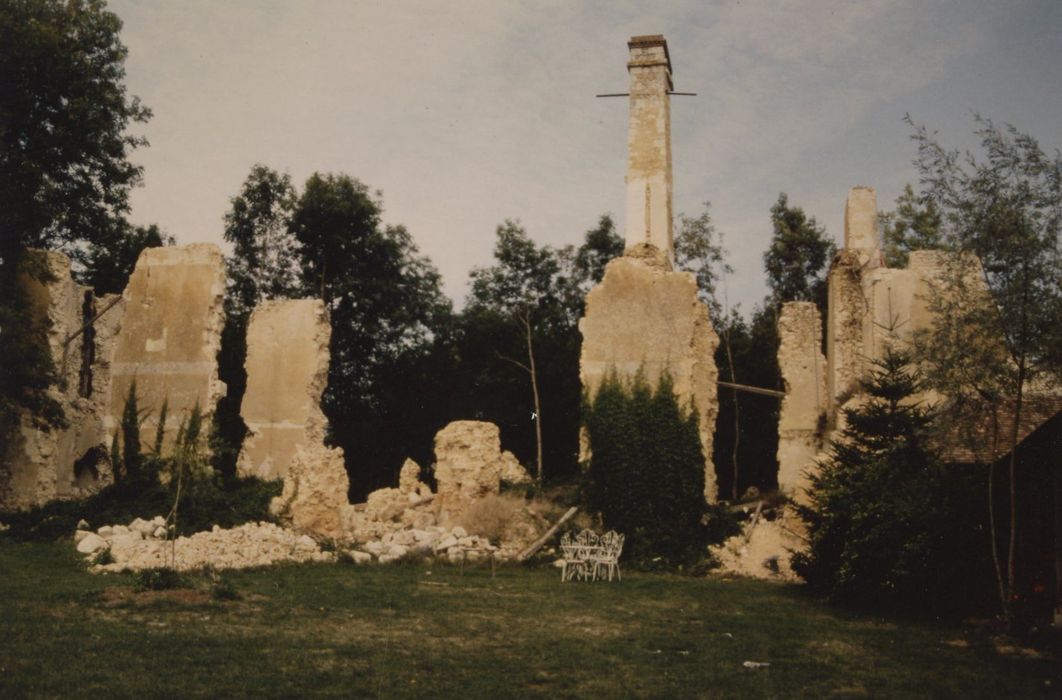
left=628, top=35, right=671, bottom=74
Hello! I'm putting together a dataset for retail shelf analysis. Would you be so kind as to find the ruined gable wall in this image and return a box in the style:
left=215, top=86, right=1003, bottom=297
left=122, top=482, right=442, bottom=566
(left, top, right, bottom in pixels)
left=106, top=244, right=226, bottom=453
left=238, top=299, right=330, bottom=480
left=579, top=255, right=719, bottom=502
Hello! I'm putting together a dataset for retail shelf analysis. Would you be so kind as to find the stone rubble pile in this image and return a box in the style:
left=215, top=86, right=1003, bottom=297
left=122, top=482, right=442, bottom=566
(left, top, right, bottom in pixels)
left=708, top=506, right=805, bottom=582
left=346, top=524, right=516, bottom=565
left=74, top=517, right=333, bottom=572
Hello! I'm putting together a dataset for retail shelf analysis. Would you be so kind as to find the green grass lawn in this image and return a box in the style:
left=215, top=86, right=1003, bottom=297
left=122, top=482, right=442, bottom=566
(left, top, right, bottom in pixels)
left=0, top=541, right=1056, bottom=699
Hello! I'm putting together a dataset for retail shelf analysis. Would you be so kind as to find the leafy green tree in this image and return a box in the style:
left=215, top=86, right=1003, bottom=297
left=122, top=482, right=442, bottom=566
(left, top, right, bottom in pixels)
left=467, top=221, right=571, bottom=483
left=223, top=165, right=301, bottom=314
left=461, top=216, right=626, bottom=484
left=584, top=370, right=707, bottom=564
left=793, top=346, right=989, bottom=613
left=878, top=183, right=942, bottom=268
left=763, top=193, right=836, bottom=314
left=573, top=214, right=624, bottom=286
left=289, top=172, right=451, bottom=494
left=909, top=115, right=1062, bottom=626
left=0, top=0, right=149, bottom=434
left=82, top=223, right=173, bottom=295
left=214, top=165, right=301, bottom=475
left=675, top=201, right=731, bottom=319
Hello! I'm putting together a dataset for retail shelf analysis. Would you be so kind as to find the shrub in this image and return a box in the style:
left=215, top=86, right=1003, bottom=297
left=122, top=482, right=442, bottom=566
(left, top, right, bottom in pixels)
left=90, top=547, right=114, bottom=566
left=133, top=567, right=188, bottom=592
left=458, top=493, right=526, bottom=544
left=792, top=346, right=993, bottom=615
left=583, top=369, right=711, bottom=566
left=205, top=567, right=240, bottom=600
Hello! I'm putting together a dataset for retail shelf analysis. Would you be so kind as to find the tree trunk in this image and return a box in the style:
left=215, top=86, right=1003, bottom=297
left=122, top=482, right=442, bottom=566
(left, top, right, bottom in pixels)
left=523, top=310, right=544, bottom=486
left=1005, top=359, right=1027, bottom=629
left=987, top=406, right=1010, bottom=623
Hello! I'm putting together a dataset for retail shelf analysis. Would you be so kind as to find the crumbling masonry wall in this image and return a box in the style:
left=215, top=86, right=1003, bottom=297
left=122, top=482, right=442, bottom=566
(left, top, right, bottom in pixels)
left=106, top=244, right=226, bottom=453
left=579, top=255, right=720, bottom=502
left=776, top=302, right=827, bottom=501
left=237, top=299, right=330, bottom=480
left=0, top=251, right=122, bottom=510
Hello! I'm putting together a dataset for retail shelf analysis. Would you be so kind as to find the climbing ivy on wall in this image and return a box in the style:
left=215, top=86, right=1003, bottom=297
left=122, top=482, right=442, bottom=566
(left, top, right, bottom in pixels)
left=583, top=369, right=709, bottom=565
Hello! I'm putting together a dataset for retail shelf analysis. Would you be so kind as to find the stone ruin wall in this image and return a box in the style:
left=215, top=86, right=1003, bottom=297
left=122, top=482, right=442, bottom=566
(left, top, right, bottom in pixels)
left=776, top=301, right=827, bottom=503
left=237, top=298, right=331, bottom=481
left=781, top=187, right=986, bottom=501
left=1, top=244, right=231, bottom=511
left=0, top=251, right=123, bottom=511
left=579, top=255, right=720, bottom=502
left=106, top=244, right=226, bottom=454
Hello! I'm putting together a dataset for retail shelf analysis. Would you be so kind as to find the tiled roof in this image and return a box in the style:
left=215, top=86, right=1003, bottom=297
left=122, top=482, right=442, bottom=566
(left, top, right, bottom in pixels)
left=934, top=394, right=1062, bottom=463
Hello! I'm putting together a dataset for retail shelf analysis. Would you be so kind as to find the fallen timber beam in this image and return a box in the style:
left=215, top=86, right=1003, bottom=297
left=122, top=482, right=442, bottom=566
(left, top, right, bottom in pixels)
left=717, top=380, right=786, bottom=399
left=517, top=506, right=579, bottom=562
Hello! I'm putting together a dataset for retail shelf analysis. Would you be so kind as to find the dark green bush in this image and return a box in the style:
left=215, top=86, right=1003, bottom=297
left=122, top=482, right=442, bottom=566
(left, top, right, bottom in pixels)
left=583, top=369, right=714, bottom=566
left=0, top=475, right=281, bottom=542
left=792, top=346, right=993, bottom=615
left=133, top=567, right=189, bottom=592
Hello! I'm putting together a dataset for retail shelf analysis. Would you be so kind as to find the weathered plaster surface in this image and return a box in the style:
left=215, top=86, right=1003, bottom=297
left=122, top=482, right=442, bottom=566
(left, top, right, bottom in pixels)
left=106, top=244, right=226, bottom=453
left=237, top=299, right=330, bottom=480
left=624, top=35, right=674, bottom=263
left=1, top=251, right=120, bottom=510
left=776, top=302, right=826, bottom=501
left=433, top=420, right=530, bottom=523
left=579, top=256, right=720, bottom=501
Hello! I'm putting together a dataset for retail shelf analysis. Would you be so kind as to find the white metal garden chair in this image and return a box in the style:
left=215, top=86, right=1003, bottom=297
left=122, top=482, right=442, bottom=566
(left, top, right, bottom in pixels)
left=589, top=530, right=624, bottom=582
left=559, top=530, right=599, bottom=582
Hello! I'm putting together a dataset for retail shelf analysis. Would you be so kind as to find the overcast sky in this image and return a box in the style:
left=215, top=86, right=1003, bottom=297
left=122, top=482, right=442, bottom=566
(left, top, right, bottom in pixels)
left=110, top=0, right=1062, bottom=314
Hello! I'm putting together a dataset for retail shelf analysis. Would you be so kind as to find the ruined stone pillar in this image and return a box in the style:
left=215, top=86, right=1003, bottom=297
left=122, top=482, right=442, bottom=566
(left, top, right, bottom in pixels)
left=844, top=186, right=879, bottom=254
left=106, top=244, right=226, bottom=453
left=238, top=299, right=330, bottom=480
left=825, top=188, right=879, bottom=425
left=776, top=302, right=827, bottom=502
left=624, top=35, right=674, bottom=264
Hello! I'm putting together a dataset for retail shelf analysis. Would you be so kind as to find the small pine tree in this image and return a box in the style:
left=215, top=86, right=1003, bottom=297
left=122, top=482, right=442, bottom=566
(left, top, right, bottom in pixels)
left=153, top=397, right=168, bottom=457
left=793, top=346, right=988, bottom=613
left=109, top=429, right=122, bottom=483
left=584, top=369, right=707, bottom=564
left=120, top=380, right=142, bottom=481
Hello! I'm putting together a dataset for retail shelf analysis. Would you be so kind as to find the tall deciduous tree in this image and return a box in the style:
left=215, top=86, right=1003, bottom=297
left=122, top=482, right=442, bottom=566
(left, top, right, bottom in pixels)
left=675, top=201, right=731, bottom=319
left=764, top=193, right=835, bottom=315
left=461, top=216, right=624, bottom=484
left=214, top=165, right=300, bottom=475
left=289, top=173, right=451, bottom=494
left=878, top=183, right=942, bottom=268
left=83, top=223, right=173, bottom=295
left=223, top=165, right=301, bottom=316
left=467, top=221, right=568, bottom=484
left=0, top=0, right=150, bottom=435
left=574, top=214, right=624, bottom=286
left=910, top=115, right=1062, bottom=627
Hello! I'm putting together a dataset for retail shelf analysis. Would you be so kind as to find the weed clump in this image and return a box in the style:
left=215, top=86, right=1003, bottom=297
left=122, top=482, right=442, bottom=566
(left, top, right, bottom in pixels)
left=133, top=567, right=189, bottom=592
